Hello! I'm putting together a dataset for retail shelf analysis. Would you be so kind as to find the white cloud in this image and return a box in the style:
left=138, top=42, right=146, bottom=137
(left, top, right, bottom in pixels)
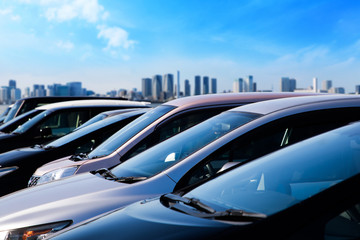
left=56, top=40, right=74, bottom=51
left=0, top=8, right=21, bottom=21
left=97, top=25, right=136, bottom=50
left=0, top=8, right=12, bottom=15
left=39, top=0, right=107, bottom=23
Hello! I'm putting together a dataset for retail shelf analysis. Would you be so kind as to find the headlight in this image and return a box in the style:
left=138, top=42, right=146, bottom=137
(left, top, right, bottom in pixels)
left=0, top=167, right=18, bottom=178
left=0, top=221, right=72, bottom=240
left=36, top=167, right=78, bottom=185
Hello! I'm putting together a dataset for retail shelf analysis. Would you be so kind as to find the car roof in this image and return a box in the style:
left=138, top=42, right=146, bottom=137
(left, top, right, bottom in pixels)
left=163, top=92, right=321, bottom=109
left=35, top=99, right=150, bottom=110
left=229, top=94, right=360, bottom=115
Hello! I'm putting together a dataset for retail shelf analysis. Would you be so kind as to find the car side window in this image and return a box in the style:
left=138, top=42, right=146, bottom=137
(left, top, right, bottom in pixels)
left=37, top=110, right=89, bottom=138
left=175, top=107, right=360, bottom=190
left=121, top=107, right=232, bottom=161
left=324, top=203, right=360, bottom=239
left=74, top=116, right=138, bottom=154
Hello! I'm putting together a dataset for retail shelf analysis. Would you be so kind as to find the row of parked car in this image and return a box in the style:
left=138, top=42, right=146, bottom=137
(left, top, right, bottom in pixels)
left=0, top=93, right=360, bottom=239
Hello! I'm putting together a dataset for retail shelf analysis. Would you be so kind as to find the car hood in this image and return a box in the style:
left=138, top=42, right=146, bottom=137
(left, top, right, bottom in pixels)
left=50, top=198, right=234, bottom=240
left=0, top=172, right=129, bottom=231
left=33, top=156, right=76, bottom=176
left=0, top=147, right=43, bottom=166
left=0, top=171, right=175, bottom=231
left=0, top=133, right=14, bottom=141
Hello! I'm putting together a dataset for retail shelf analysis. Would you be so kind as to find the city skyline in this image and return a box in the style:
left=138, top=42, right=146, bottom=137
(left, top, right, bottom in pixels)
left=2, top=72, right=359, bottom=105
left=1, top=1, right=360, bottom=94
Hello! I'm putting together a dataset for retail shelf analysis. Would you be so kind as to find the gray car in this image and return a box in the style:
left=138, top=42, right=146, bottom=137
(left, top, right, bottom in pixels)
left=1, top=94, right=360, bottom=239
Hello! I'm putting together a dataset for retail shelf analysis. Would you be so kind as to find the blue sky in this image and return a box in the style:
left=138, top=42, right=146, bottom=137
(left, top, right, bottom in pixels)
left=1, top=0, right=360, bottom=94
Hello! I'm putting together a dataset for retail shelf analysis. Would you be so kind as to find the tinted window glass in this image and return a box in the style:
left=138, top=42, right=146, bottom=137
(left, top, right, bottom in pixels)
left=87, top=105, right=175, bottom=159
left=121, top=107, right=232, bottom=161
left=3, top=100, right=23, bottom=123
left=184, top=123, right=360, bottom=217
left=111, top=111, right=260, bottom=179
left=177, top=108, right=360, bottom=189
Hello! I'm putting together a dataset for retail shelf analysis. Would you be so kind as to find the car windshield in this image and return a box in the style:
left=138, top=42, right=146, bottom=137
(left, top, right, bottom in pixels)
left=183, top=122, right=360, bottom=217
left=111, top=111, right=261, bottom=179
left=87, top=105, right=176, bottom=159
left=0, top=109, right=43, bottom=133
left=3, top=99, right=23, bottom=123
left=12, top=110, right=51, bottom=134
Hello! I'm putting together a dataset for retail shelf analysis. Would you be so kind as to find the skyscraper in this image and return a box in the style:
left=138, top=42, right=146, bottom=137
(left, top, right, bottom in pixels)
left=233, top=78, right=243, bottom=93
left=211, top=78, right=217, bottom=94
left=152, top=75, right=162, bottom=101
left=194, top=76, right=201, bottom=95
left=67, top=82, right=83, bottom=96
left=142, top=78, right=152, bottom=98
left=280, top=77, right=296, bottom=92
left=356, top=85, right=360, bottom=94
left=184, top=79, right=190, bottom=96
left=163, top=74, right=174, bottom=100
left=313, top=77, right=318, bottom=93
left=9, top=79, right=16, bottom=89
left=244, top=75, right=253, bottom=92
left=203, top=76, right=209, bottom=94
left=322, top=80, right=332, bottom=92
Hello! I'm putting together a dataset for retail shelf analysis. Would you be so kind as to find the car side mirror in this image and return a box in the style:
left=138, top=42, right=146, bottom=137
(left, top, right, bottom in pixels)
left=40, top=127, right=52, bottom=138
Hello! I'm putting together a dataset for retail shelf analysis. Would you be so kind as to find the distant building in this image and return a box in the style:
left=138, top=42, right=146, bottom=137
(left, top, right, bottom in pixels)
left=10, top=88, right=21, bottom=103
left=0, top=87, right=9, bottom=104
left=33, top=84, right=46, bottom=97
left=118, top=89, right=127, bottom=98
left=329, top=87, right=345, bottom=94
left=280, top=77, right=296, bottom=92
left=194, top=76, right=201, bottom=95
left=67, top=82, right=83, bottom=96
left=322, top=80, right=332, bottom=92
left=142, top=78, right=152, bottom=99
left=163, top=74, right=174, bottom=100
left=356, top=85, right=360, bottom=94
left=152, top=75, right=163, bottom=101
left=184, top=79, right=191, bottom=97
left=203, top=76, right=209, bottom=94
left=233, top=78, right=243, bottom=93
left=244, top=75, right=254, bottom=92
left=211, top=78, right=217, bottom=94
left=9, top=79, right=16, bottom=89
left=313, top=77, right=318, bottom=93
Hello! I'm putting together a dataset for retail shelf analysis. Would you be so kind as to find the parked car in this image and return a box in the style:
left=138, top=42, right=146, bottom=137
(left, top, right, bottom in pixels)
left=2, top=96, right=128, bottom=124
left=0, top=104, right=12, bottom=124
left=30, top=92, right=315, bottom=186
left=1, top=94, right=360, bottom=239
left=0, top=99, right=150, bottom=154
left=0, top=109, right=149, bottom=196
left=0, top=108, right=44, bottom=134
left=48, top=121, right=360, bottom=240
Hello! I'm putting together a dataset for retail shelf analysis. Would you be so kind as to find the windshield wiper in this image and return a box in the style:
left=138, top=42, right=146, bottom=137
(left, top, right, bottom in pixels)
left=70, top=153, right=89, bottom=161
left=91, top=168, right=147, bottom=183
left=161, top=193, right=267, bottom=221
left=90, top=155, right=107, bottom=159
left=161, top=193, right=216, bottom=214
left=91, top=168, right=118, bottom=180
left=115, top=176, right=147, bottom=183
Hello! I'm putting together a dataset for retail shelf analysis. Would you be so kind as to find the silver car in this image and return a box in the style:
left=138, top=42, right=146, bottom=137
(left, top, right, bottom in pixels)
left=30, top=92, right=308, bottom=186
left=1, top=94, right=360, bottom=239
